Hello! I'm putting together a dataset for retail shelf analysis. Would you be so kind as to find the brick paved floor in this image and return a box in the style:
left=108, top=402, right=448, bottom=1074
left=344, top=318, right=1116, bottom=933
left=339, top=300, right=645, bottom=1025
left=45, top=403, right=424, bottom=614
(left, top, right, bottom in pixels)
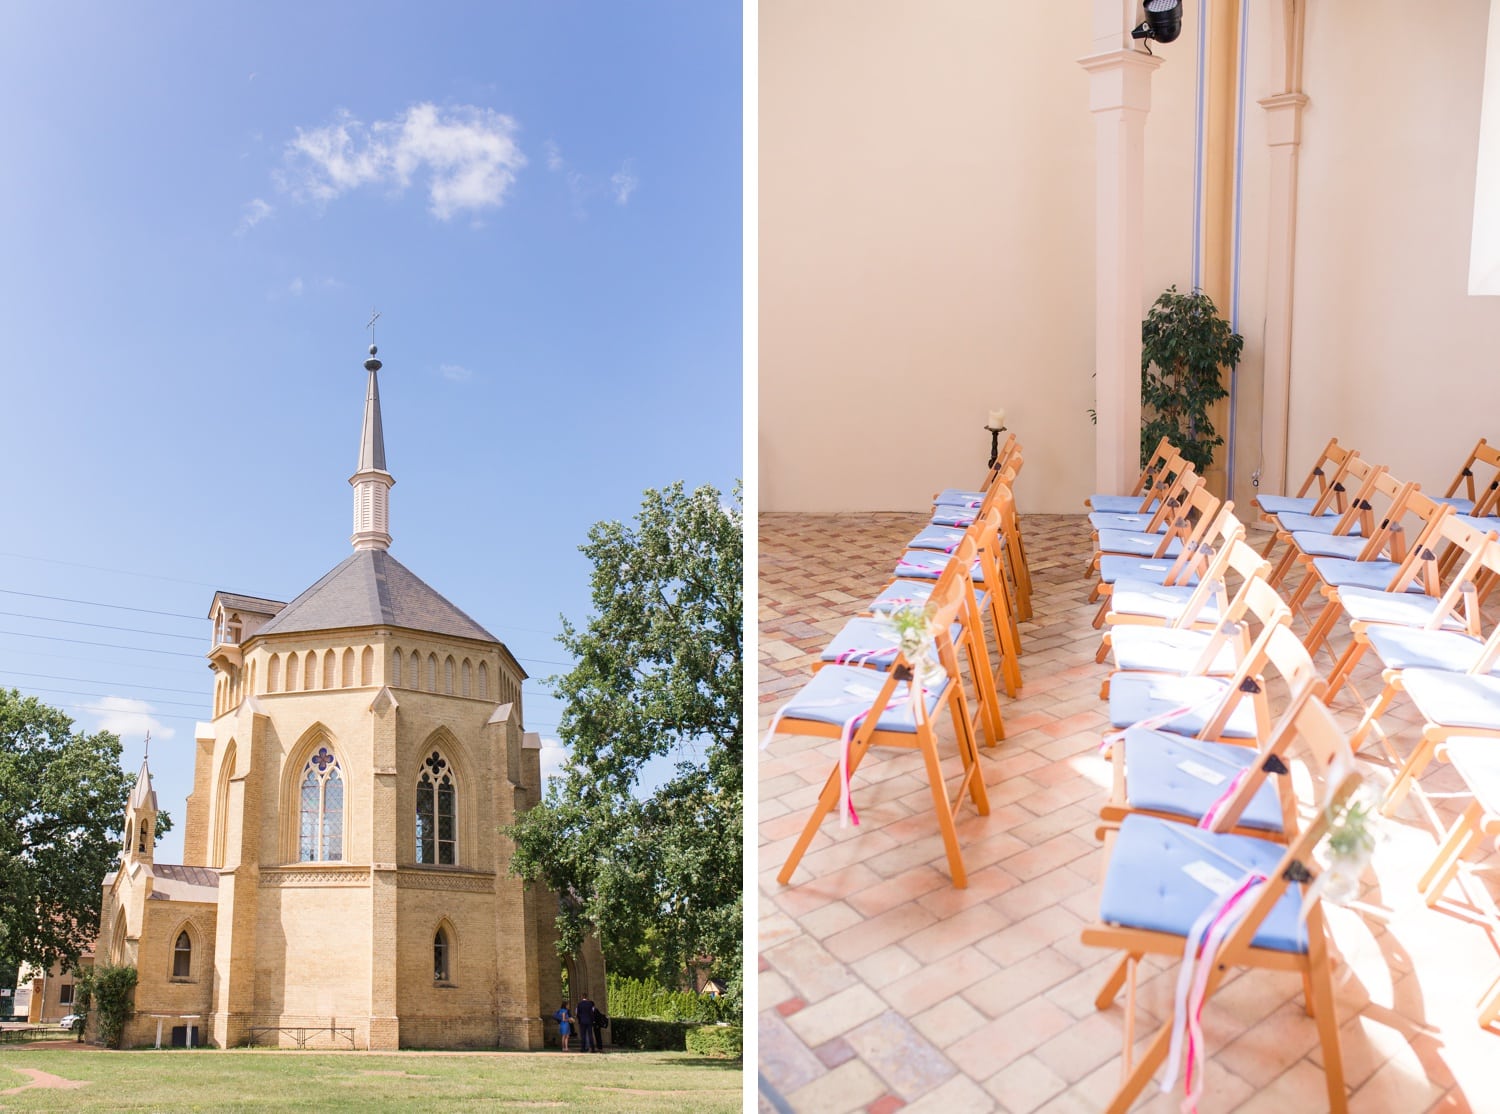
left=758, top=511, right=1500, bottom=1113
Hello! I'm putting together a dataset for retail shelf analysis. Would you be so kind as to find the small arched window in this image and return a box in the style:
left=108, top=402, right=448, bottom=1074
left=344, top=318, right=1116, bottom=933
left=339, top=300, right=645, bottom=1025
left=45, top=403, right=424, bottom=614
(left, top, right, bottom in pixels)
left=298, top=747, right=344, bottom=862
left=415, top=751, right=456, bottom=865
left=172, top=930, right=192, bottom=978
left=342, top=648, right=355, bottom=688
left=124, top=819, right=134, bottom=856
left=361, top=646, right=374, bottom=686
left=461, top=659, right=472, bottom=697
left=391, top=649, right=403, bottom=687
left=444, top=656, right=455, bottom=695
left=434, top=925, right=451, bottom=983
left=267, top=654, right=281, bottom=693
left=478, top=661, right=489, bottom=699
left=323, top=651, right=336, bottom=690
left=285, top=653, right=299, bottom=692
left=304, top=653, right=318, bottom=691
left=427, top=654, right=438, bottom=692
left=410, top=650, right=420, bottom=686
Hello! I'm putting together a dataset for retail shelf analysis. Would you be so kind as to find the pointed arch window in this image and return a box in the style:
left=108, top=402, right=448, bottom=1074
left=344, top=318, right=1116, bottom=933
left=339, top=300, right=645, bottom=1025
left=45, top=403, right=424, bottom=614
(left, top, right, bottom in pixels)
left=298, top=747, right=344, bottom=862
left=434, top=925, right=451, bottom=982
left=415, top=751, right=456, bottom=865
left=172, top=930, right=192, bottom=978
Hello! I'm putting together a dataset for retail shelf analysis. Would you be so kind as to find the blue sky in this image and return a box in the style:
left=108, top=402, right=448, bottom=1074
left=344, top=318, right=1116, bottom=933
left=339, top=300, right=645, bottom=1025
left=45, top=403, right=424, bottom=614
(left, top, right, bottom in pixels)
left=0, top=3, right=742, bottom=862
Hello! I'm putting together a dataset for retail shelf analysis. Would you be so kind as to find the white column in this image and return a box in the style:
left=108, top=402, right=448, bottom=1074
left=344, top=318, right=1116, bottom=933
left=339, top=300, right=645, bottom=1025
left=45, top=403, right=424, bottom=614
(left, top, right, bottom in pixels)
left=1079, top=47, right=1163, bottom=494
left=1258, top=92, right=1309, bottom=498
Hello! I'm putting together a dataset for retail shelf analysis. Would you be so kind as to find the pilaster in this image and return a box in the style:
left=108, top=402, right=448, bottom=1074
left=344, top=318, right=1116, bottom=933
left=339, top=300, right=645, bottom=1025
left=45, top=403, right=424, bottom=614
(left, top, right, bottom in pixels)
left=1079, top=46, right=1164, bottom=493
left=368, top=685, right=400, bottom=1049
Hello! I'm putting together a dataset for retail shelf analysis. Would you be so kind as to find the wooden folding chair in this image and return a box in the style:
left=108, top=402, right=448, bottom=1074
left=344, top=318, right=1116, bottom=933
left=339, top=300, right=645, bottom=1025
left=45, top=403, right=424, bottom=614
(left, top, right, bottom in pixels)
left=1254, top=436, right=1357, bottom=520
left=1081, top=697, right=1362, bottom=1113
left=1086, top=436, right=1181, bottom=514
left=1324, top=513, right=1500, bottom=702
left=925, top=454, right=1032, bottom=623
left=1087, top=473, right=1214, bottom=580
left=1264, top=455, right=1387, bottom=587
left=1096, top=529, right=1266, bottom=641
left=770, top=541, right=990, bottom=888
left=930, top=433, right=1021, bottom=511
left=1434, top=437, right=1500, bottom=517
left=1089, top=499, right=1240, bottom=617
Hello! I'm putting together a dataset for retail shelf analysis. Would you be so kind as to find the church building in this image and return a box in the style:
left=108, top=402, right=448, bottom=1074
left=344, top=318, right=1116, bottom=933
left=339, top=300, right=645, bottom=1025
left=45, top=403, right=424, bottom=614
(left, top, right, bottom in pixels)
left=100, top=343, right=602, bottom=1049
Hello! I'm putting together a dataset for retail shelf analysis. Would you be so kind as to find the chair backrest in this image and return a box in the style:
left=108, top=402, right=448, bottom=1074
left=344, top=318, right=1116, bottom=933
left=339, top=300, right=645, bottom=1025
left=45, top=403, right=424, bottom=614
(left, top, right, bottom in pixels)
left=1204, top=674, right=1328, bottom=835
left=1351, top=475, right=1421, bottom=562
left=1131, top=437, right=1181, bottom=501
left=1196, top=582, right=1293, bottom=740
left=1171, top=534, right=1264, bottom=629
left=1441, top=438, right=1500, bottom=507
left=1380, top=496, right=1454, bottom=597
left=1286, top=437, right=1355, bottom=502
left=1161, top=503, right=1245, bottom=587
left=1420, top=517, right=1500, bottom=635
left=1315, top=456, right=1387, bottom=537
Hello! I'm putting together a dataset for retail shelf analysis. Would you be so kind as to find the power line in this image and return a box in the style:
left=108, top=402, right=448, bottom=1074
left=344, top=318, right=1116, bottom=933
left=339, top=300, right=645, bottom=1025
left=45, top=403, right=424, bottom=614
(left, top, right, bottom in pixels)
left=0, top=645, right=207, bottom=677
left=43, top=700, right=203, bottom=725
left=0, top=670, right=208, bottom=697
left=0, top=629, right=203, bottom=659
left=7, top=683, right=206, bottom=712
left=0, top=550, right=220, bottom=589
left=0, top=609, right=203, bottom=642
left=0, top=587, right=202, bottom=622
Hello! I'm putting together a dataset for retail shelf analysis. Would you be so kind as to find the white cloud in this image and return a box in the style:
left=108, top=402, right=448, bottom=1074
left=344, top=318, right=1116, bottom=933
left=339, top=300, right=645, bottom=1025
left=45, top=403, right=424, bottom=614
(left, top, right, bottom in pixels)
left=279, top=103, right=526, bottom=220
left=610, top=160, right=639, bottom=205
left=538, top=736, right=569, bottom=783
left=236, top=197, right=273, bottom=235
left=288, top=277, right=304, bottom=297
left=544, top=140, right=564, bottom=172
left=438, top=363, right=472, bottom=382
left=82, top=696, right=177, bottom=743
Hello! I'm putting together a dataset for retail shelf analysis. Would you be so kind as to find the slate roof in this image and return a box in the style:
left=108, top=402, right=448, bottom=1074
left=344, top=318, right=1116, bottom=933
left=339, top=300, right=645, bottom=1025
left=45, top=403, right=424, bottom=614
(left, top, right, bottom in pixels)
left=147, top=863, right=221, bottom=903
left=209, top=592, right=286, bottom=619
left=254, top=549, right=496, bottom=644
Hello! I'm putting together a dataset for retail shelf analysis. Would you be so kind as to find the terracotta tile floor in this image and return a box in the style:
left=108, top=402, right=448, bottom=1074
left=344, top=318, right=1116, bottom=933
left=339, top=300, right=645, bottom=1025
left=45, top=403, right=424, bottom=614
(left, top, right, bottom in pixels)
left=758, top=512, right=1500, bottom=1113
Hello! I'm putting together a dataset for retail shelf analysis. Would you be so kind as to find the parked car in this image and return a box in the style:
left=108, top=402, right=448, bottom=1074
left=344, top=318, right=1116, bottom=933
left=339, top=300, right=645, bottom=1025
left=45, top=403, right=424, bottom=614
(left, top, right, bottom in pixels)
left=58, top=1014, right=83, bottom=1031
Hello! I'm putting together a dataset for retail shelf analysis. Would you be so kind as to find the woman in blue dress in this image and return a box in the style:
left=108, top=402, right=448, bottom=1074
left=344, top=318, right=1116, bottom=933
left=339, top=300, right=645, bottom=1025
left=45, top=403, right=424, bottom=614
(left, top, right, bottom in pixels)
left=553, top=1002, right=574, bottom=1051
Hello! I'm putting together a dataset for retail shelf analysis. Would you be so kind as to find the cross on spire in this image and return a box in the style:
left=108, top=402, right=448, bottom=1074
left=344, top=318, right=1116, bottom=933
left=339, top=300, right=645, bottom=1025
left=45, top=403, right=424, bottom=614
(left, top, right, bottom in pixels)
left=143, top=731, right=151, bottom=761
left=366, top=307, right=381, bottom=345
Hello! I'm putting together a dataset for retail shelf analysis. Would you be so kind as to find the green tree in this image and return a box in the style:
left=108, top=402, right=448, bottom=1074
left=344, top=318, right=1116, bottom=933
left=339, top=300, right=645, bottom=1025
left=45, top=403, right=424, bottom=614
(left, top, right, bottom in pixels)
left=1140, top=286, right=1244, bottom=472
left=508, top=482, right=742, bottom=1003
left=0, top=689, right=168, bottom=975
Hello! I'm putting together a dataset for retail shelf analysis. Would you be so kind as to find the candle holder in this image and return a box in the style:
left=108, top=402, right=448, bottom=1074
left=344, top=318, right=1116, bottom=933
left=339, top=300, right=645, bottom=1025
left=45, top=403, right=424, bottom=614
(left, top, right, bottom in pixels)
left=984, top=424, right=1009, bottom=469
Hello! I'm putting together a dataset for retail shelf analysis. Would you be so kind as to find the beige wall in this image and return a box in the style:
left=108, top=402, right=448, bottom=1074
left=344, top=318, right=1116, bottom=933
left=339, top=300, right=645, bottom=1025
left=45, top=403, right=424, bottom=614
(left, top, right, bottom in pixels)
left=1287, top=0, right=1500, bottom=488
left=760, top=0, right=1200, bottom=513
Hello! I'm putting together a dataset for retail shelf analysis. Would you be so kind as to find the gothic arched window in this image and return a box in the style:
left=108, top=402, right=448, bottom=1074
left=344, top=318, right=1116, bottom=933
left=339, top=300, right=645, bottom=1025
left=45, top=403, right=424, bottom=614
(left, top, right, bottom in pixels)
left=434, top=925, right=451, bottom=982
left=298, top=747, right=344, bottom=862
left=415, top=751, right=456, bottom=865
left=173, top=930, right=192, bottom=978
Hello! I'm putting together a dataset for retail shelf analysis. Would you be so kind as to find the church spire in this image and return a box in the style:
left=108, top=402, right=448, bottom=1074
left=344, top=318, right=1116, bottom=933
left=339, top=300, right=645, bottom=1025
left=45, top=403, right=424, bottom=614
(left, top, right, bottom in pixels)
left=123, top=743, right=158, bottom=865
left=350, top=344, right=395, bottom=551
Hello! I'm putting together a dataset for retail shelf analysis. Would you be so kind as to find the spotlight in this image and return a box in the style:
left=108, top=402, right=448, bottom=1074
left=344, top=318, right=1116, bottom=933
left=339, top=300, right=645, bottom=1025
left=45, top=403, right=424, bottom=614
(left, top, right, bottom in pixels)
left=1131, top=0, right=1183, bottom=45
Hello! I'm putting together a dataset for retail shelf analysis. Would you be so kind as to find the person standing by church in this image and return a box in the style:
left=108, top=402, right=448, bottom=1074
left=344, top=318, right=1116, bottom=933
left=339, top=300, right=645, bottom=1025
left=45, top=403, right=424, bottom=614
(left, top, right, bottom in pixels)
left=576, top=993, right=596, bottom=1053
left=554, top=1002, right=573, bottom=1052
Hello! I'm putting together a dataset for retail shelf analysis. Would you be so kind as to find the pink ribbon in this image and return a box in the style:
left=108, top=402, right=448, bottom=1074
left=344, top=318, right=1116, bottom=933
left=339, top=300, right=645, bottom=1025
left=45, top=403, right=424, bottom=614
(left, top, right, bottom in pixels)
left=1197, top=767, right=1252, bottom=831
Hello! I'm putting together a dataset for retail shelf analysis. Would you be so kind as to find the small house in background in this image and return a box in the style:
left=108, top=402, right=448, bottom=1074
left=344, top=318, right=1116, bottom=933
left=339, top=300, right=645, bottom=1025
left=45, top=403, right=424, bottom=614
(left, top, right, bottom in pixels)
left=14, top=945, right=93, bottom=1024
left=701, top=978, right=727, bottom=1000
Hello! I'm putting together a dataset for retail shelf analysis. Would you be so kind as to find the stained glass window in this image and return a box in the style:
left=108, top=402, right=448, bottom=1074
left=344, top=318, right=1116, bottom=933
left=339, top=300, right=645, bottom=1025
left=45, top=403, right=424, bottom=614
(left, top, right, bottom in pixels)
left=298, top=746, right=344, bottom=862
left=416, top=751, right=457, bottom=865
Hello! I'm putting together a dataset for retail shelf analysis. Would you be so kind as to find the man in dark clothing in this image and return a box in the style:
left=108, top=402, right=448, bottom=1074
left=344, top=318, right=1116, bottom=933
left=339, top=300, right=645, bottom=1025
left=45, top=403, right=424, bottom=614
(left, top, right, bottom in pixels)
left=592, top=1005, right=607, bottom=1052
left=576, top=994, right=596, bottom=1053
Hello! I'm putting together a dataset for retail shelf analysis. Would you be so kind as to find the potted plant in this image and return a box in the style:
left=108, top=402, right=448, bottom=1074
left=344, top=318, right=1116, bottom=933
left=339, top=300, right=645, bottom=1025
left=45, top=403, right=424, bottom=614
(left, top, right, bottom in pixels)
left=1139, top=286, right=1243, bottom=471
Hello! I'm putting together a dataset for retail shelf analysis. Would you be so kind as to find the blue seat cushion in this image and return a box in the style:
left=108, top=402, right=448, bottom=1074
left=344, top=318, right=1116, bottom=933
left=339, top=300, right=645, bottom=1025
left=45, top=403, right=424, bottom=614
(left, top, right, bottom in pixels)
left=1098, top=815, right=1308, bottom=954
left=1089, top=511, right=1161, bottom=533
left=908, top=525, right=967, bottom=552
left=930, top=507, right=977, bottom=528
left=1097, top=529, right=1184, bottom=558
left=821, top=617, right=963, bottom=669
left=1110, top=627, right=1238, bottom=675
left=1108, top=673, right=1257, bottom=739
left=1255, top=494, right=1326, bottom=517
left=1098, top=554, right=1200, bottom=587
left=1120, top=728, right=1284, bottom=832
left=1276, top=512, right=1359, bottom=535
left=1090, top=494, right=1160, bottom=514
left=1401, top=669, right=1500, bottom=731
left=1310, top=558, right=1423, bottom=593
left=1364, top=627, right=1493, bottom=674
left=1288, top=531, right=1367, bottom=560
left=779, top=664, right=950, bottom=734
left=894, top=550, right=984, bottom=583
left=933, top=488, right=986, bottom=508
left=1434, top=495, right=1478, bottom=514
left=869, top=580, right=934, bottom=612
left=1109, top=581, right=1222, bottom=624
left=1456, top=513, right=1500, bottom=531
left=1442, top=738, right=1500, bottom=814
left=1338, top=586, right=1466, bottom=630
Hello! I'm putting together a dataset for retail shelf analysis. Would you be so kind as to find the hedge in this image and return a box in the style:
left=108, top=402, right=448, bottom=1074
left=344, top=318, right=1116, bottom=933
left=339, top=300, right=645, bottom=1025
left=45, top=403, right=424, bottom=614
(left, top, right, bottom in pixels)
left=685, top=1025, right=741, bottom=1059
left=607, top=1018, right=693, bottom=1051
left=605, top=974, right=729, bottom=1024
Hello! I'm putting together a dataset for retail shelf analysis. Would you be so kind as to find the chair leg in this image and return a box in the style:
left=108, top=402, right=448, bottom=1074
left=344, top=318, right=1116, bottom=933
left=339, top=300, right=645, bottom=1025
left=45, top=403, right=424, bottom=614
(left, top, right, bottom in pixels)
left=1479, top=973, right=1500, bottom=1029
left=776, top=734, right=875, bottom=885
left=1419, top=801, right=1484, bottom=906
left=947, top=689, right=990, bottom=818
left=1382, top=734, right=1439, bottom=817
left=919, top=730, right=968, bottom=888
left=1325, top=640, right=1367, bottom=702
left=1349, top=683, right=1396, bottom=751
left=1306, top=931, right=1350, bottom=1112
left=1103, top=1017, right=1175, bottom=1114
left=1095, top=953, right=1136, bottom=1010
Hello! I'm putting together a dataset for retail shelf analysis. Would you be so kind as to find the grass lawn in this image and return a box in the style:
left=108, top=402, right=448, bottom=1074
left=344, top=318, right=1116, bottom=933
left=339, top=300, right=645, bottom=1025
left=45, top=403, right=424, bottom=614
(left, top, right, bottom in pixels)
left=0, top=1047, right=742, bottom=1112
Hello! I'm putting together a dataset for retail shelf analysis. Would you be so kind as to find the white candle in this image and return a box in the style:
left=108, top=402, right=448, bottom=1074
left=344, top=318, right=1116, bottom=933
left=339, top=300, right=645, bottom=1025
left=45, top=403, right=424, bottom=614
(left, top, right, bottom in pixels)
left=987, top=408, right=1007, bottom=429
